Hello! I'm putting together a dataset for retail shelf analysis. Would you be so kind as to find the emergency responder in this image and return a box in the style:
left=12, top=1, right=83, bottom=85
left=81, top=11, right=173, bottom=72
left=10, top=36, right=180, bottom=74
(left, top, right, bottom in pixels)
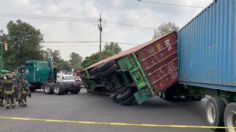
left=13, top=74, right=20, bottom=104
left=18, top=75, right=31, bottom=107
left=3, top=74, right=15, bottom=109
left=0, top=75, right=4, bottom=107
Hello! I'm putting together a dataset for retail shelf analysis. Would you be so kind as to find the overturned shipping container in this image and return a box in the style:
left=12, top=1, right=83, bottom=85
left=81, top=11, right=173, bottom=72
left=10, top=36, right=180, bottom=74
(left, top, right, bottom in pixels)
left=81, top=32, right=178, bottom=104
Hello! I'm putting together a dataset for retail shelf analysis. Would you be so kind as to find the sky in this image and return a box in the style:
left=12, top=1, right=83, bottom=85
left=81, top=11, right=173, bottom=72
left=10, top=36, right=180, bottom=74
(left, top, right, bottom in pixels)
left=0, top=0, right=213, bottom=60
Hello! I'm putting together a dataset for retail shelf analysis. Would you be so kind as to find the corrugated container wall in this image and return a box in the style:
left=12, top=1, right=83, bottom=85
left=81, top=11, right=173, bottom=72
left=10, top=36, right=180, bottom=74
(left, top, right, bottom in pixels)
left=136, top=32, right=178, bottom=94
left=178, top=0, right=236, bottom=91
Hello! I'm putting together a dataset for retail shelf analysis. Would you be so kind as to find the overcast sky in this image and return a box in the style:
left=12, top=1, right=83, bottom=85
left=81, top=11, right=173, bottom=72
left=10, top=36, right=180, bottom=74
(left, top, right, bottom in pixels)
left=0, top=0, right=213, bottom=60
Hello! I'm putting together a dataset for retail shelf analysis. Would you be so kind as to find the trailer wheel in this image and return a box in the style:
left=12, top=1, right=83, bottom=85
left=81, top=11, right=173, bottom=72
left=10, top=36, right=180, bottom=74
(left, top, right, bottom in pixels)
left=206, top=97, right=225, bottom=128
left=53, top=84, right=65, bottom=95
left=101, top=64, right=118, bottom=78
left=120, top=96, right=137, bottom=106
left=70, top=86, right=81, bottom=94
left=224, top=103, right=236, bottom=132
left=116, top=88, right=135, bottom=103
left=43, top=83, right=53, bottom=94
left=29, top=87, right=36, bottom=92
left=97, top=61, right=115, bottom=72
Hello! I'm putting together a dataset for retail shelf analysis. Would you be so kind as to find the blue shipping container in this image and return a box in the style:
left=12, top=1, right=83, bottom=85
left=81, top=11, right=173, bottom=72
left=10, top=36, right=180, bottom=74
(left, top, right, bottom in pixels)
left=178, top=0, right=236, bottom=92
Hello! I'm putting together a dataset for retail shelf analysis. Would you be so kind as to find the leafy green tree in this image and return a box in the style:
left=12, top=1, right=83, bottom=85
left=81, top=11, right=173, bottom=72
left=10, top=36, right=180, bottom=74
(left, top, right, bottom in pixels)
left=6, top=20, right=44, bottom=70
left=81, top=42, right=122, bottom=68
left=154, top=22, right=179, bottom=38
left=104, top=42, right=121, bottom=54
left=42, top=48, right=72, bottom=71
left=69, top=52, right=83, bottom=70
left=56, top=60, right=72, bottom=71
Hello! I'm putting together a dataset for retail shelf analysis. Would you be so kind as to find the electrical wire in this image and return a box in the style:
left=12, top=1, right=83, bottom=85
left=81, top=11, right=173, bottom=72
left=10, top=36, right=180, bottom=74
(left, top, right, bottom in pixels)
left=42, top=41, right=135, bottom=45
left=137, top=0, right=204, bottom=8
left=0, top=11, right=97, bottom=22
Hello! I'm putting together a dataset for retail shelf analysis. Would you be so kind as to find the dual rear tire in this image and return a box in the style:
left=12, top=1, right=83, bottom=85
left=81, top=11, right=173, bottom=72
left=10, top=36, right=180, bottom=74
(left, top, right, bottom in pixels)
left=205, top=97, right=236, bottom=132
left=110, top=87, right=137, bottom=106
left=43, top=83, right=80, bottom=95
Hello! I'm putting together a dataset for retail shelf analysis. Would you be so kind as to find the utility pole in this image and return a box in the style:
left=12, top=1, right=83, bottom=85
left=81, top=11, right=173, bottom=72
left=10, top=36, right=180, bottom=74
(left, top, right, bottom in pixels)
left=98, top=14, right=103, bottom=60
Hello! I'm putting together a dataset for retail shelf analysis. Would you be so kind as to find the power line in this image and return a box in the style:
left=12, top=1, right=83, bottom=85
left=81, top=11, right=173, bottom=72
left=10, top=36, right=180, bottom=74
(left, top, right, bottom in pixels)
left=137, top=0, right=204, bottom=8
left=108, top=19, right=155, bottom=30
left=0, top=11, right=97, bottom=22
left=42, top=41, right=135, bottom=45
left=0, top=11, right=156, bottom=30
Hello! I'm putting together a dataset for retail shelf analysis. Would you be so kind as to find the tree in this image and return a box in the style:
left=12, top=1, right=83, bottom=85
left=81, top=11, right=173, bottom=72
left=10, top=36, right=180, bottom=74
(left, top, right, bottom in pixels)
left=81, top=42, right=122, bottom=68
left=154, top=22, right=179, bottom=38
left=5, top=20, right=44, bottom=70
left=69, top=52, right=83, bottom=70
left=56, top=60, right=72, bottom=71
left=104, top=42, right=121, bottom=54
left=42, top=48, right=72, bottom=71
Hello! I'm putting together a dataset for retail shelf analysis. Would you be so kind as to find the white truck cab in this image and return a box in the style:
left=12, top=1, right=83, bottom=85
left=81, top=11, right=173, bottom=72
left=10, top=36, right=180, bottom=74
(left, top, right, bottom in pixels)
left=56, top=72, right=76, bottom=83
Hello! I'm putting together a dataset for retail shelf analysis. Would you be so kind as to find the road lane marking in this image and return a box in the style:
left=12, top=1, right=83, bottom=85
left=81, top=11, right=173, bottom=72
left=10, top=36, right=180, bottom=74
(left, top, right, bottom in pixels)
left=0, top=116, right=232, bottom=129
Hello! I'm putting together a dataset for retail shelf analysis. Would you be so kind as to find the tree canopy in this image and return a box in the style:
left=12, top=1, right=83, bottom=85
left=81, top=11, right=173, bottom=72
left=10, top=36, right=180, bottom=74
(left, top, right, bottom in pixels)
left=81, top=42, right=122, bottom=68
left=69, top=52, right=83, bottom=70
left=3, top=20, right=44, bottom=70
left=154, top=22, right=179, bottom=38
left=0, top=19, right=83, bottom=72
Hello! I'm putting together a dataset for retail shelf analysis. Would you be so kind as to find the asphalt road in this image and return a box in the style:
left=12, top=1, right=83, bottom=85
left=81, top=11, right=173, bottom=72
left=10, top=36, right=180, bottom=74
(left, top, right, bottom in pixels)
left=0, top=89, right=216, bottom=132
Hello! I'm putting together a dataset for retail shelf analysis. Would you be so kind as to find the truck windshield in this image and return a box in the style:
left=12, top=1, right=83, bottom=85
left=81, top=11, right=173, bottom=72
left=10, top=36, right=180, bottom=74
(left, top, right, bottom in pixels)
left=63, top=76, right=74, bottom=80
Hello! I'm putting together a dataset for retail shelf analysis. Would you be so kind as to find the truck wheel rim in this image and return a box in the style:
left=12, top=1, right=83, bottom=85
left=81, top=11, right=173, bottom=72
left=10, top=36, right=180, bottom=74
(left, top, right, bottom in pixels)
left=54, top=87, right=59, bottom=94
left=227, top=111, right=236, bottom=132
left=207, top=103, right=216, bottom=124
left=45, top=86, right=50, bottom=93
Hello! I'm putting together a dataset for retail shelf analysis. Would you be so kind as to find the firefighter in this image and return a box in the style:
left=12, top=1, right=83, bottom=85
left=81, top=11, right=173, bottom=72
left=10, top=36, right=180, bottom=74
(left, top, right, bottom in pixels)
left=3, top=74, right=15, bottom=109
left=18, top=75, right=31, bottom=107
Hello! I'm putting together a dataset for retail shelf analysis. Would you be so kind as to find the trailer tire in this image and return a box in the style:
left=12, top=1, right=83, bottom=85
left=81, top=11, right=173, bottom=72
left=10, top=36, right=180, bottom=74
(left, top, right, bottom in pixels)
left=116, top=88, right=134, bottom=103
left=70, top=86, right=81, bottom=94
left=91, top=61, right=116, bottom=76
left=206, top=97, right=225, bottom=128
left=224, top=103, right=236, bottom=132
left=162, top=91, right=174, bottom=101
left=29, top=87, right=36, bottom=92
left=53, top=84, right=65, bottom=95
left=43, top=83, right=54, bottom=94
left=97, top=61, right=115, bottom=71
left=120, top=96, right=137, bottom=106
left=101, top=64, right=118, bottom=78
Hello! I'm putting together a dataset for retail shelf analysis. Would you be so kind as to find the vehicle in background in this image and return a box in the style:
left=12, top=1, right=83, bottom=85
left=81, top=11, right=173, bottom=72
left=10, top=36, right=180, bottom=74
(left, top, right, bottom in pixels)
left=17, top=59, right=80, bottom=95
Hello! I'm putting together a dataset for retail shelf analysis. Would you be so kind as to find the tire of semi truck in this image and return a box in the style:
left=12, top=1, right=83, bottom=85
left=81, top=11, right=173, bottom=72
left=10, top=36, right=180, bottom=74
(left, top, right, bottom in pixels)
left=29, top=86, right=36, bottom=92
left=100, top=64, right=118, bottom=78
left=224, top=103, right=236, bottom=132
left=120, top=96, right=137, bottom=106
left=91, top=61, right=116, bottom=79
left=43, top=83, right=54, bottom=94
left=53, top=83, right=66, bottom=95
left=206, top=97, right=226, bottom=128
left=96, top=61, right=116, bottom=72
left=70, top=85, right=81, bottom=94
left=224, top=102, right=236, bottom=132
left=116, top=88, right=135, bottom=103
left=110, top=88, right=124, bottom=103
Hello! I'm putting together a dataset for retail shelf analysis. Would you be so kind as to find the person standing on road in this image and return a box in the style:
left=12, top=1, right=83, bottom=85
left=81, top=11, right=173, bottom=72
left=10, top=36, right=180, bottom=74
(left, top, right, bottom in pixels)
left=0, top=75, right=4, bottom=107
left=18, top=76, right=31, bottom=107
left=13, top=75, right=21, bottom=105
left=3, top=74, right=15, bottom=109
